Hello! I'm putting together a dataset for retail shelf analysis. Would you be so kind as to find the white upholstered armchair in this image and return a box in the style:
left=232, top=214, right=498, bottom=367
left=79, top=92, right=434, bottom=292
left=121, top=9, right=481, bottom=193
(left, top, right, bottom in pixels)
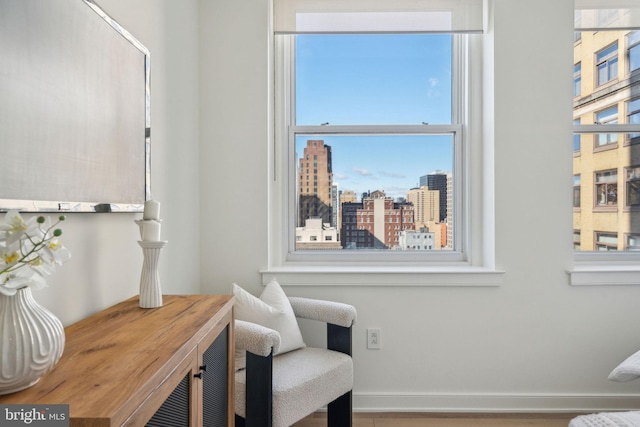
left=234, top=296, right=357, bottom=427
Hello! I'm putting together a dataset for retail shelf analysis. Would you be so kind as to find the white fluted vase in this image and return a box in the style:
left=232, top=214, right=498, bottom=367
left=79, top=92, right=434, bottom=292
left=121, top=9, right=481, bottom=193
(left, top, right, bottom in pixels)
left=138, top=240, right=167, bottom=309
left=0, top=287, right=65, bottom=395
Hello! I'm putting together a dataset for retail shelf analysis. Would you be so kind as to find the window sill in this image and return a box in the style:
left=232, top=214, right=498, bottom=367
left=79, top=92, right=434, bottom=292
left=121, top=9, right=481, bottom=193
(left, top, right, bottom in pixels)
left=592, top=206, right=618, bottom=213
left=568, top=265, right=640, bottom=286
left=593, top=143, right=618, bottom=153
left=260, top=266, right=505, bottom=287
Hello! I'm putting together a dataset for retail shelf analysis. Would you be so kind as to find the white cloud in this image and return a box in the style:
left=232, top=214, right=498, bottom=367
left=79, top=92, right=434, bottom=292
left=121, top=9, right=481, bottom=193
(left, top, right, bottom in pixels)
left=353, top=167, right=373, bottom=177
left=380, top=171, right=406, bottom=179
left=427, top=77, right=439, bottom=98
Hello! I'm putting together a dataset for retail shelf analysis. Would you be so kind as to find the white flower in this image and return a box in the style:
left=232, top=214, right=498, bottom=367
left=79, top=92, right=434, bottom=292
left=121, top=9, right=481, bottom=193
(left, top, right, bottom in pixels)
left=0, top=210, right=40, bottom=246
left=42, top=240, right=71, bottom=266
left=0, top=211, right=70, bottom=295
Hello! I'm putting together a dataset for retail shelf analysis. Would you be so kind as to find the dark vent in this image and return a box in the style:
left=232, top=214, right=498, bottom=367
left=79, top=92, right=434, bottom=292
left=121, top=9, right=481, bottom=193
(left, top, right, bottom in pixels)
left=146, top=373, right=190, bottom=427
left=203, top=326, right=229, bottom=426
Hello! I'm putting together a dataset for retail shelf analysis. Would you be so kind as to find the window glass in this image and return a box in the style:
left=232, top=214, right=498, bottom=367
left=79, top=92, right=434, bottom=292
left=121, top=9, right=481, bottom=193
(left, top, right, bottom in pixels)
left=595, top=170, right=618, bottom=206
left=295, top=34, right=452, bottom=126
left=628, top=98, right=640, bottom=142
left=574, top=63, right=581, bottom=97
left=573, top=27, right=640, bottom=256
left=629, top=31, right=640, bottom=72
left=626, top=234, right=640, bottom=250
left=573, top=119, right=581, bottom=152
left=295, top=134, right=454, bottom=251
left=626, top=166, right=640, bottom=207
left=596, top=42, right=618, bottom=86
left=594, top=106, right=618, bottom=147
left=289, top=33, right=460, bottom=255
left=595, top=232, right=618, bottom=251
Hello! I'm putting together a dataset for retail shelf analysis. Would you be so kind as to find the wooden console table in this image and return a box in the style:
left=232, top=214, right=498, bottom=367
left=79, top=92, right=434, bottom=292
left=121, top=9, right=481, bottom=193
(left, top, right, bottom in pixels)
left=0, top=294, right=235, bottom=427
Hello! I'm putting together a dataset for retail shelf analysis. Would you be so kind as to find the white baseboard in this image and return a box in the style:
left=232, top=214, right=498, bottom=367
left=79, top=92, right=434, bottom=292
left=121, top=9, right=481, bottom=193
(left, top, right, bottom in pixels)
left=353, top=392, right=640, bottom=413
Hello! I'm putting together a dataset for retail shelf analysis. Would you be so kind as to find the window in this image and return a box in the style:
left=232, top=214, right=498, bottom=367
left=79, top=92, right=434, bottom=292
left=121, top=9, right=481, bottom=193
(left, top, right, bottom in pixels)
left=596, top=42, right=618, bottom=86
left=595, top=170, right=618, bottom=207
left=571, top=2, right=640, bottom=285
left=269, top=0, right=490, bottom=278
left=626, top=166, right=640, bottom=207
left=573, top=119, right=581, bottom=152
left=284, top=33, right=463, bottom=256
left=573, top=175, right=581, bottom=208
left=595, top=232, right=618, bottom=251
left=626, top=234, right=640, bottom=250
left=574, top=63, right=581, bottom=97
left=629, top=31, right=640, bottom=73
left=628, top=98, right=640, bottom=143
left=573, top=30, right=640, bottom=254
left=594, top=106, right=618, bottom=148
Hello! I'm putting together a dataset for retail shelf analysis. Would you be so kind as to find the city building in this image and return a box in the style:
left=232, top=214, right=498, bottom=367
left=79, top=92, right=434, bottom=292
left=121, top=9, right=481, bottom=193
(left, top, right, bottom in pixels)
left=398, top=229, right=435, bottom=250
left=406, top=186, right=440, bottom=226
left=331, top=184, right=339, bottom=228
left=336, top=189, right=358, bottom=242
left=419, top=171, right=454, bottom=249
left=341, top=191, right=414, bottom=249
left=573, top=30, right=640, bottom=250
left=297, top=139, right=333, bottom=228
left=420, top=171, right=449, bottom=223
left=295, top=217, right=341, bottom=250
left=425, top=221, right=445, bottom=249
left=340, top=190, right=358, bottom=204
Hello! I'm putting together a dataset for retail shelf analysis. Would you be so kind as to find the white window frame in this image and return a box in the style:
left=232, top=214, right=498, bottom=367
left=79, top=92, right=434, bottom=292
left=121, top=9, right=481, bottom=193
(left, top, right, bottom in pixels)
left=265, top=31, right=501, bottom=286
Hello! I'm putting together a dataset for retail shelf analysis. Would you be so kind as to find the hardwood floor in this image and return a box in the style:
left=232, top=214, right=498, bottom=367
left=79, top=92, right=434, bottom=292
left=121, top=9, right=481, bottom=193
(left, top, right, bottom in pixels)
left=292, top=412, right=579, bottom=427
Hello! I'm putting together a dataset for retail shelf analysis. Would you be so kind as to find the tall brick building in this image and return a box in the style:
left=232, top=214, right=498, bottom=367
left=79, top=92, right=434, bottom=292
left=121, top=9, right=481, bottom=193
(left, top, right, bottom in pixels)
left=298, top=140, right=333, bottom=228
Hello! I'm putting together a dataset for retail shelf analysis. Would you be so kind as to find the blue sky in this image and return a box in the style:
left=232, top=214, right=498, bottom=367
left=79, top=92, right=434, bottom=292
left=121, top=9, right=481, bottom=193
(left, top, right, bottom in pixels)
left=294, top=34, right=453, bottom=200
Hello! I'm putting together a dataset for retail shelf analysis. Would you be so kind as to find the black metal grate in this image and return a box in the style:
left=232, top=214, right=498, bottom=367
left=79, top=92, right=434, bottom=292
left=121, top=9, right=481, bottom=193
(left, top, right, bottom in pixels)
left=203, top=326, right=229, bottom=426
left=145, top=373, right=190, bottom=427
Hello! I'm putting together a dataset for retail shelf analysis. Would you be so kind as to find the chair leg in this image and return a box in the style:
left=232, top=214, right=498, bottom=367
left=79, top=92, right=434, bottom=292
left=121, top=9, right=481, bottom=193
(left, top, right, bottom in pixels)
left=328, top=391, right=352, bottom=427
left=328, top=324, right=353, bottom=427
left=245, top=351, right=273, bottom=427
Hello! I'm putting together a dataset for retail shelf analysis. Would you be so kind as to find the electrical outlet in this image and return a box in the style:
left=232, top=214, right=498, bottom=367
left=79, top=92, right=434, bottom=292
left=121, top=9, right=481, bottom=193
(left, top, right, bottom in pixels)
left=367, top=328, right=381, bottom=349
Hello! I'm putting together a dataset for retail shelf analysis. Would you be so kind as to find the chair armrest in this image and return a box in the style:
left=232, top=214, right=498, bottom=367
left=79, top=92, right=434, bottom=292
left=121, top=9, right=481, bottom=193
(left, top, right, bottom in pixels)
left=234, top=319, right=281, bottom=357
left=288, top=297, right=357, bottom=328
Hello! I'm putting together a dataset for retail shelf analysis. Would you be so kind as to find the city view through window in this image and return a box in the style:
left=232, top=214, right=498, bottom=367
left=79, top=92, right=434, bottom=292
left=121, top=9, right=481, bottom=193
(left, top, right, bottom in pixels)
left=292, top=34, right=456, bottom=251
left=573, top=29, right=640, bottom=251
left=287, top=17, right=640, bottom=254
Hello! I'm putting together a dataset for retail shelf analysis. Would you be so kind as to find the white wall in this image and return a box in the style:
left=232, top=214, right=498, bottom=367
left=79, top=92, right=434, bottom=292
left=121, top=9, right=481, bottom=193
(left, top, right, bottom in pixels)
left=199, top=0, right=640, bottom=413
left=25, top=0, right=640, bottom=414
left=30, top=0, right=201, bottom=325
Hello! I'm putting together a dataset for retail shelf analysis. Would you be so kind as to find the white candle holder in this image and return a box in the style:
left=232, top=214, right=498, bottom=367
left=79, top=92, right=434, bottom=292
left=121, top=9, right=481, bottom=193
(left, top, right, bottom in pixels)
left=135, top=219, right=163, bottom=240
left=138, top=240, right=167, bottom=308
